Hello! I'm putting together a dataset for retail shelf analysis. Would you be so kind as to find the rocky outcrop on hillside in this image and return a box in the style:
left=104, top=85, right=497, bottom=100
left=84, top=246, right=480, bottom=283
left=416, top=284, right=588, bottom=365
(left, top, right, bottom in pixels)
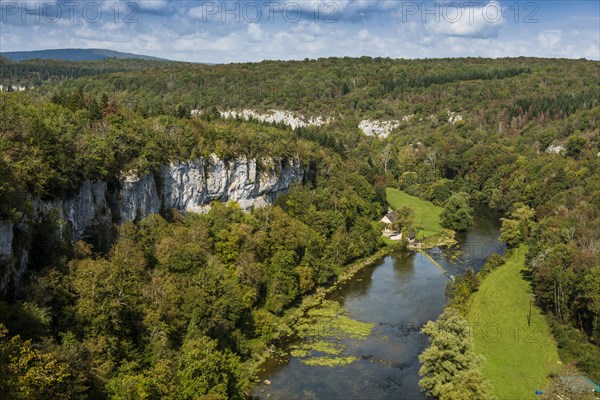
left=0, top=155, right=303, bottom=292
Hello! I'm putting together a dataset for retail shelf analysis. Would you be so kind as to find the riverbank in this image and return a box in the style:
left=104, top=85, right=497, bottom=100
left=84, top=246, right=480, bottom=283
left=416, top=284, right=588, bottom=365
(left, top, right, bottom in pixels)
left=244, top=245, right=398, bottom=385
left=466, top=246, right=562, bottom=399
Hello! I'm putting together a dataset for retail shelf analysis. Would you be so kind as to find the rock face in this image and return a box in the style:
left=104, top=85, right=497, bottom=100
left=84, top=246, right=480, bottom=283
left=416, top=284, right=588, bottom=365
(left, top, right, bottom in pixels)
left=546, top=144, right=565, bottom=155
left=358, top=116, right=413, bottom=138
left=0, top=222, right=13, bottom=264
left=219, top=109, right=330, bottom=130
left=0, top=155, right=303, bottom=292
left=119, top=173, right=161, bottom=223
left=447, top=111, right=464, bottom=124
left=159, top=156, right=302, bottom=213
left=359, top=120, right=400, bottom=138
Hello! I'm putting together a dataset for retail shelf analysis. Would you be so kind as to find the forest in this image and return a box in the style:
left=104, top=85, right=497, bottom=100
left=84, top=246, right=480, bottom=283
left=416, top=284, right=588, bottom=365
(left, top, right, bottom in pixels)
left=0, top=56, right=599, bottom=399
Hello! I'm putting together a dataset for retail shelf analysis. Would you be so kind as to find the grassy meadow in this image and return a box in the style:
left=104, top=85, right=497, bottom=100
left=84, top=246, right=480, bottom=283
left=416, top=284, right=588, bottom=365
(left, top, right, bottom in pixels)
left=466, top=247, right=562, bottom=399
left=385, top=188, right=451, bottom=244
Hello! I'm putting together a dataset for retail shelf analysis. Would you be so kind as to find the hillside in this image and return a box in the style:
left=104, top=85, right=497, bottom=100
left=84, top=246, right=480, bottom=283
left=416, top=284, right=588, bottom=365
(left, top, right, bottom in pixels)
left=43, top=57, right=599, bottom=125
left=1, top=48, right=167, bottom=62
left=0, top=54, right=181, bottom=89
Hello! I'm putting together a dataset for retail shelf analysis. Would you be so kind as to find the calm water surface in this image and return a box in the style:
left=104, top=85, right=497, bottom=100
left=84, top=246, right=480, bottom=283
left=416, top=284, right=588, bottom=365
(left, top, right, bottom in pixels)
left=254, top=207, right=504, bottom=400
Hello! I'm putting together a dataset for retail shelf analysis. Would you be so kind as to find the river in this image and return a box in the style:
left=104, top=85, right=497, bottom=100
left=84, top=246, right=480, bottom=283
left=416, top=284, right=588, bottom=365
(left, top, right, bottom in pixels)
left=253, top=207, right=505, bottom=400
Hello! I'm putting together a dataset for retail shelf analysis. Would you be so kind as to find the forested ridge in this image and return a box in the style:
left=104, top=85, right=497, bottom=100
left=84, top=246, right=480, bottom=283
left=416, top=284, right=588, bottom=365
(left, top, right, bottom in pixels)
left=0, top=56, right=599, bottom=399
left=0, top=56, right=182, bottom=89
left=36, top=57, right=599, bottom=124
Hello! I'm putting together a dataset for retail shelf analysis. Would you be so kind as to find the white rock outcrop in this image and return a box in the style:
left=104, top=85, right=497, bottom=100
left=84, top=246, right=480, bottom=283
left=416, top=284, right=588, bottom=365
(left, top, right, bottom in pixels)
left=28, top=181, right=109, bottom=243
left=219, top=109, right=330, bottom=130
left=359, top=120, right=400, bottom=138
left=448, top=111, right=464, bottom=124
left=120, top=173, right=161, bottom=222
left=358, top=116, right=414, bottom=138
left=159, top=156, right=302, bottom=213
left=0, top=154, right=303, bottom=291
left=546, top=145, right=565, bottom=155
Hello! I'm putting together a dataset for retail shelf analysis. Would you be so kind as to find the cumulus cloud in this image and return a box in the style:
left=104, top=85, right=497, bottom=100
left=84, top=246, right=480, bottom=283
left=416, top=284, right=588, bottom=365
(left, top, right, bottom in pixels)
left=357, top=29, right=369, bottom=40
left=538, top=30, right=562, bottom=50
left=426, top=1, right=505, bottom=39
left=247, top=23, right=265, bottom=42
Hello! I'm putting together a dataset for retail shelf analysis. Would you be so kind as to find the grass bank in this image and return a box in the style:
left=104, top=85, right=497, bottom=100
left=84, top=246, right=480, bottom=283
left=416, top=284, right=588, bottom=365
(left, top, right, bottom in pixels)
left=386, top=188, right=454, bottom=246
left=466, top=246, right=562, bottom=399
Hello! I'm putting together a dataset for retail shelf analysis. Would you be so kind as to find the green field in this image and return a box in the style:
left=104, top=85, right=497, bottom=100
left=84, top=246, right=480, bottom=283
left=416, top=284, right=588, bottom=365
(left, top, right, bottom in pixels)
left=386, top=188, right=445, bottom=239
left=467, top=247, right=562, bottom=399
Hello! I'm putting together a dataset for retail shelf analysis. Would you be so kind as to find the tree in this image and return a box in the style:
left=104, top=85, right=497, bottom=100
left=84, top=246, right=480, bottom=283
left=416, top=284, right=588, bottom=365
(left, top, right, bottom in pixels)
left=499, top=218, right=522, bottom=247
left=565, top=134, right=586, bottom=159
left=265, top=250, right=299, bottom=314
left=437, top=368, right=496, bottom=400
left=394, top=206, right=416, bottom=233
left=447, top=269, right=479, bottom=311
left=440, top=192, right=473, bottom=232
left=419, top=308, right=495, bottom=400
left=0, top=324, right=71, bottom=400
left=429, top=179, right=453, bottom=206
left=500, top=204, right=535, bottom=247
left=176, top=334, right=245, bottom=400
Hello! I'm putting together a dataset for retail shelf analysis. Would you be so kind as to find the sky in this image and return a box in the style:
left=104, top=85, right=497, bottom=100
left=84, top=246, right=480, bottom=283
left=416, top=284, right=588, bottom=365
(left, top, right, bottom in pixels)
left=0, top=0, right=599, bottom=63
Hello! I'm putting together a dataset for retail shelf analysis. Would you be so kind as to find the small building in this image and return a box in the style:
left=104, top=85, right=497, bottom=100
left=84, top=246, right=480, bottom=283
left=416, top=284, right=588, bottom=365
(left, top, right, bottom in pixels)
left=390, top=233, right=403, bottom=241
left=380, top=212, right=397, bottom=234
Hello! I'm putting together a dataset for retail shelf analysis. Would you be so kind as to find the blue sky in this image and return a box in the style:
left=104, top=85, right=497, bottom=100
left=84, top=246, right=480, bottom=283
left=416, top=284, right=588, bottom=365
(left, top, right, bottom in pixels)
left=0, top=1, right=598, bottom=63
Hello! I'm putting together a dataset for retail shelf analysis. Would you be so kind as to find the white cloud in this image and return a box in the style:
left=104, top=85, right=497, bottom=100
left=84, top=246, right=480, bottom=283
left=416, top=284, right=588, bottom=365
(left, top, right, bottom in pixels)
left=426, top=1, right=504, bottom=39
left=247, top=23, right=265, bottom=42
left=538, top=30, right=562, bottom=50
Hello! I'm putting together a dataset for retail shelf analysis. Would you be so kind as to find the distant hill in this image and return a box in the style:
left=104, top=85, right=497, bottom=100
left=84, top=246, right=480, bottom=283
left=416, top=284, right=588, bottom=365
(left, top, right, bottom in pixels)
left=1, top=48, right=168, bottom=62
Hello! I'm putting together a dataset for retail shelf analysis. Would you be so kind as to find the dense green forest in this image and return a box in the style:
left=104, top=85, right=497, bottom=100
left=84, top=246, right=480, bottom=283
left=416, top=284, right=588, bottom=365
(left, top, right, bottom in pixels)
left=1, top=56, right=599, bottom=398
left=0, top=56, right=181, bottom=89
left=34, top=57, right=600, bottom=122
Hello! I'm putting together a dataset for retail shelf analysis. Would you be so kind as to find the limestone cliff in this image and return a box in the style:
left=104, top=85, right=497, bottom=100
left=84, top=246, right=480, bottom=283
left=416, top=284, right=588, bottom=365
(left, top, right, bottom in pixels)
left=0, top=155, right=303, bottom=292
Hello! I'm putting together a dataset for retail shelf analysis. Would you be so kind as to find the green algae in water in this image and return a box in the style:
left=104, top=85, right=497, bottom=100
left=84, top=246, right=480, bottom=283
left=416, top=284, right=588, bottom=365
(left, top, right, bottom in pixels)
left=290, top=340, right=342, bottom=358
left=310, top=340, right=342, bottom=355
left=288, top=299, right=374, bottom=368
left=290, top=347, right=310, bottom=358
left=333, top=316, right=373, bottom=339
left=306, top=300, right=343, bottom=318
left=301, top=356, right=359, bottom=367
left=296, top=300, right=373, bottom=340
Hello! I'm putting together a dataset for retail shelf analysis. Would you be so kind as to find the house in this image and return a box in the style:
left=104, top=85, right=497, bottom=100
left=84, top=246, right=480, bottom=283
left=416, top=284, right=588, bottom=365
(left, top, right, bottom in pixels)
left=390, top=233, right=403, bottom=241
left=380, top=212, right=398, bottom=235
left=391, top=229, right=417, bottom=243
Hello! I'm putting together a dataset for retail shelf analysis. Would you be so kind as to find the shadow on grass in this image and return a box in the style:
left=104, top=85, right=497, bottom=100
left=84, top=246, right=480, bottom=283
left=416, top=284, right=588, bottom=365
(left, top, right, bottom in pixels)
left=519, top=267, right=534, bottom=282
